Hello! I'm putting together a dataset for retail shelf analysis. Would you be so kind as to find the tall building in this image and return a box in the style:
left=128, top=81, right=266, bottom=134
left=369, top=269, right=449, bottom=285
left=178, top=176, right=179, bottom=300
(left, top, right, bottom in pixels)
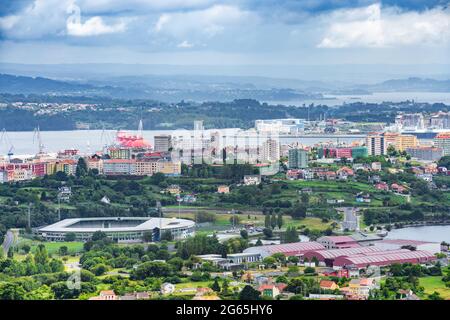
left=397, top=135, right=418, bottom=151
left=260, top=138, right=280, bottom=163
left=154, top=135, right=172, bottom=152
left=434, top=133, right=450, bottom=156
left=366, top=133, right=386, bottom=156
left=384, top=133, right=418, bottom=151
left=288, top=149, right=308, bottom=169
left=395, top=113, right=425, bottom=130
left=405, top=147, right=443, bottom=161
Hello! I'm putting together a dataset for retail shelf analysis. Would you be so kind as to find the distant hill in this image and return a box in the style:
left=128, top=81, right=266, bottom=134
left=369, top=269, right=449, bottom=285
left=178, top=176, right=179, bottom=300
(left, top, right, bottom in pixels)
left=363, top=77, right=450, bottom=92
left=0, top=73, right=95, bottom=94
left=0, top=73, right=449, bottom=102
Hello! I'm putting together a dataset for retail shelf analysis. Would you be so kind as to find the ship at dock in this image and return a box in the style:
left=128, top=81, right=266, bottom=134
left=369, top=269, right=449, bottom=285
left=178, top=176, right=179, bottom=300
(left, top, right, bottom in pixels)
left=115, top=120, right=151, bottom=149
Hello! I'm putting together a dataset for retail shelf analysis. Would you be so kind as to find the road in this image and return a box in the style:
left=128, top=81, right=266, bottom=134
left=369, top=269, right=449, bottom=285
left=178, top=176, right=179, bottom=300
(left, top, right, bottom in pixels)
left=1, top=230, right=15, bottom=254
left=339, top=207, right=359, bottom=231
left=162, top=207, right=261, bottom=215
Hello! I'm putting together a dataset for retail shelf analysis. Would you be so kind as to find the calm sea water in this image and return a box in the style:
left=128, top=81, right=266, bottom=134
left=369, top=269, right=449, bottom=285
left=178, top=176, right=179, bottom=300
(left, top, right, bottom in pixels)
left=386, top=225, right=450, bottom=243
left=266, top=91, right=450, bottom=106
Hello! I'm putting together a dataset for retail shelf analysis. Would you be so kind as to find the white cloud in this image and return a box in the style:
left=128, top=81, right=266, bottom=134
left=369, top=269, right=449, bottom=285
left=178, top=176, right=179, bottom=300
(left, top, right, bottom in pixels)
left=77, top=0, right=216, bottom=14
left=177, top=40, right=194, bottom=48
left=318, top=4, right=450, bottom=48
left=0, top=0, right=128, bottom=39
left=154, top=4, right=257, bottom=38
left=66, top=3, right=127, bottom=37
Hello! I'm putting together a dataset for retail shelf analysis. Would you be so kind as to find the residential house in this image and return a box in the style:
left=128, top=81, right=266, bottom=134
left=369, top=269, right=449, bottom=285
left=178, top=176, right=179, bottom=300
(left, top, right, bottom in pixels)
left=342, top=278, right=377, bottom=299
left=89, top=290, right=118, bottom=300
left=375, top=182, right=389, bottom=191
left=391, top=183, right=407, bottom=194
left=337, top=167, right=354, bottom=180
left=371, top=162, right=382, bottom=171
left=258, top=283, right=287, bottom=299
left=319, top=280, right=339, bottom=291
left=217, top=185, right=230, bottom=194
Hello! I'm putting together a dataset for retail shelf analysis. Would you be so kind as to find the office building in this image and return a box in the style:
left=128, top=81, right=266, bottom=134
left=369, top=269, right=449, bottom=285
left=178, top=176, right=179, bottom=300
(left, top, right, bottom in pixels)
left=288, top=149, right=309, bottom=169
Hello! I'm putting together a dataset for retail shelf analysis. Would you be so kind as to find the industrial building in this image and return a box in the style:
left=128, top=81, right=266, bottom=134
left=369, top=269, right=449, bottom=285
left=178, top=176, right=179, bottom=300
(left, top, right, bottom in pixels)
left=303, top=247, right=383, bottom=267
left=333, top=249, right=436, bottom=269
left=243, top=241, right=325, bottom=258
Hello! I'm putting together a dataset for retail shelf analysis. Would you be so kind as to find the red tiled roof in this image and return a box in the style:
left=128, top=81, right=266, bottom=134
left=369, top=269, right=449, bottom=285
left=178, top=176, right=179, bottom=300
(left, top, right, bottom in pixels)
left=319, top=280, right=337, bottom=288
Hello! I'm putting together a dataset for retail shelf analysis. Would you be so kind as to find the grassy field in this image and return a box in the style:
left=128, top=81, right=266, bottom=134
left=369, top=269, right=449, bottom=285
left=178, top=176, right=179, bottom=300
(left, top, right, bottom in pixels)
left=419, top=276, right=450, bottom=299
left=284, top=217, right=333, bottom=231
left=17, top=237, right=84, bottom=255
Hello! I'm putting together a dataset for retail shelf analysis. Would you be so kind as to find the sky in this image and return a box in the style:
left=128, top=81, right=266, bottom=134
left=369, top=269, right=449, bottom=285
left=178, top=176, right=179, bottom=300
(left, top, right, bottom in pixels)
left=0, top=0, right=449, bottom=68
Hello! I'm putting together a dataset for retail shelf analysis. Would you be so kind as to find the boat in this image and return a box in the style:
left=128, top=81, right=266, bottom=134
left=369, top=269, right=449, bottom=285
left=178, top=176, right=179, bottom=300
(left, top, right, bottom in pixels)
left=116, top=131, right=151, bottom=149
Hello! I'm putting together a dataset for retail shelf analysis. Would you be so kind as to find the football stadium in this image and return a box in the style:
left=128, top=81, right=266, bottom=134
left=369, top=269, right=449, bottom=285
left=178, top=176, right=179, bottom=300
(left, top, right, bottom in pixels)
left=38, top=217, right=195, bottom=242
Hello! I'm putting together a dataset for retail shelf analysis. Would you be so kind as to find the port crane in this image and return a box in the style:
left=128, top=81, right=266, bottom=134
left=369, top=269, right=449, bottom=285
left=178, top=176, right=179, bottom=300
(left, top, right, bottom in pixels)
left=33, top=126, right=45, bottom=155
left=0, top=129, right=15, bottom=160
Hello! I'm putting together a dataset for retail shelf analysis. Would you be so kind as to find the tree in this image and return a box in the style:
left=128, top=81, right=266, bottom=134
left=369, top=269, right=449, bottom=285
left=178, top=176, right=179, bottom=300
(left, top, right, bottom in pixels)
left=211, top=278, right=221, bottom=292
left=34, top=244, right=48, bottom=265
left=270, top=214, right=277, bottom=229
left=222, top=278, right=230, bottom=295
left=277, top=213, right=283, bottom=229
left=0, top=282, right=26, bottom=300
left=238, top=285, right=261, bottom=300
left=58, top=246, right=68, bottom=256
left=21, top=244, right=31, bottom=254
left=301, top=193, right=310, bottom=205
left=290, top=204, right=307, bottom=219
left=132, top=261, right=172, bottom=279
left=64, top=232, right=76, bottom=242
left=263, top=228, right=273, bottom=239
left=76, top=157, right=88, bottom=178
left=304, top=267, right=316, bottom=274
left=7, top=247, right=14, bottom=259
left=283, top=226, right=299, bottom=243
left=255, top=238, right=263, bottom=246
left=240, top=229, right=248, bottom=239
left=91, top=263, right=108, bottom=276
left=91, top=231, right=108, bottom=242
left=264, top=214, right=271, bottom=229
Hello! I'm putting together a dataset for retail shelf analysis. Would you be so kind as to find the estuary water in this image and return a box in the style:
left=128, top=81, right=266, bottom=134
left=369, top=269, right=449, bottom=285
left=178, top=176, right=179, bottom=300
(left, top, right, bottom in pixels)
left=386, top=225, right=450, bottom=243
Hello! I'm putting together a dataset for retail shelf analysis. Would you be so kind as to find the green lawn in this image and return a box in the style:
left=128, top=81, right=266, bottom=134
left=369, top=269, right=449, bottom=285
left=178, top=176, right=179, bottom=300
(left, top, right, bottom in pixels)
left=419, top=276, right=450, bottom=299
left=284, top=217, right=333, bottom=231
left=17, top=237, right=84, bottom=255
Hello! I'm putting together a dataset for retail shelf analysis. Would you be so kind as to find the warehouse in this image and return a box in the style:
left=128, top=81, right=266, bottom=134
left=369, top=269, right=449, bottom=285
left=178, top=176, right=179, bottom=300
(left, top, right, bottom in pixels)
left=303, top=247, right=383, bottom=267
left=243, top=241, right=325, bottom=258
left=317, top=236, right=360, bottom=249
left=333, top=249, right=436, bottom=269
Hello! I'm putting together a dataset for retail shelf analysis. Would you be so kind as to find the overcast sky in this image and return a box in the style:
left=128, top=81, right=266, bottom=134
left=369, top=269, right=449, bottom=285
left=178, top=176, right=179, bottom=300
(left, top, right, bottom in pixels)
left=0, top=0, right=449, bottom=67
